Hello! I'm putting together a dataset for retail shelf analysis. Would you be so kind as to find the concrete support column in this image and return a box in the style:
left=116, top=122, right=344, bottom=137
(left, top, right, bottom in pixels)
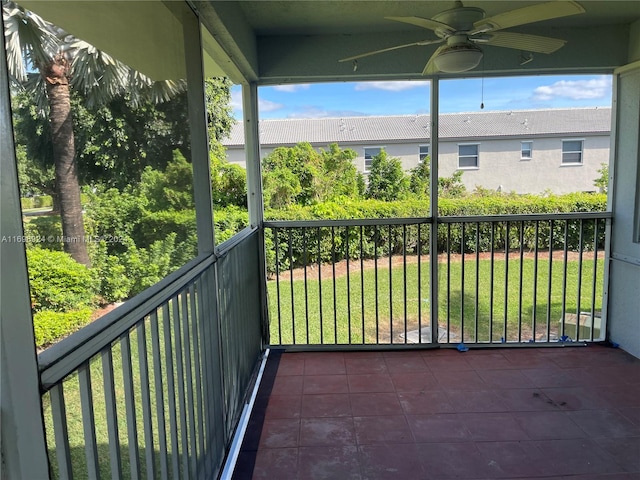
left=429, top=78, right=440, bottom=344
left=0, top=14, right=51, bottom=478
left=183, top=11, right=216, bottom=254
left=242, top=83, right=270, bottom=344
left=242, top=83, right=264, bottom=227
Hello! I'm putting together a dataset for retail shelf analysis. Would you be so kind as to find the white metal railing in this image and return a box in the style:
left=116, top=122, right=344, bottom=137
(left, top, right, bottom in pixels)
left=38, top=228, right=265, bottom=479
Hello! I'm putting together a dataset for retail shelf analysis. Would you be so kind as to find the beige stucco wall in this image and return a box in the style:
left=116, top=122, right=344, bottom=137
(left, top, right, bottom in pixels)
left=225, top=135, right=610, bottom=195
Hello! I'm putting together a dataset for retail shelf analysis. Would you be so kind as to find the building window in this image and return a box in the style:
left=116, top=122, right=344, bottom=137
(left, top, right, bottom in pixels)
left=364, top=147, right=382, bottom=172
left=419, top=145, right=430, bottom=163
left=521, top=141, right=532, bottom=160
left=562, top=140, right=584, bottom=164
left=458, top=144, right=479, bottom=169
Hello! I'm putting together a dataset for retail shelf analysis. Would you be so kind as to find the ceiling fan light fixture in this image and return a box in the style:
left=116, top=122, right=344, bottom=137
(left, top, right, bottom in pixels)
left=433, top=43, right=483, bottom=73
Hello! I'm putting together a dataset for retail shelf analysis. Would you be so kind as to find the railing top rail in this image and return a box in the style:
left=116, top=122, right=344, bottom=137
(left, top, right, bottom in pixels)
left=264, top=217, right=433, bottom=228
left=439, top=211, right=613, bottom=223
left=264, top=211, right=611, bottom=229
left=38, top=252, right=216, bottom=392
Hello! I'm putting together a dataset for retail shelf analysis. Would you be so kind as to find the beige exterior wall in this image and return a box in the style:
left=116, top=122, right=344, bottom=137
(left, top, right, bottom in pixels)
left=225, top=134, right=610, bottom=195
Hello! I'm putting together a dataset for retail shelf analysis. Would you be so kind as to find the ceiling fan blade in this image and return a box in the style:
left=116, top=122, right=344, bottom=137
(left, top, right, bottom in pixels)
left=422, top=45, right=447, bottom=75
left=386, top=16, right=455, bottom=36
left=470, top=1, right=585, bottom=34
left=484, top=31, right=566, bottom=54
left=339, top=38, right=443, bottom=63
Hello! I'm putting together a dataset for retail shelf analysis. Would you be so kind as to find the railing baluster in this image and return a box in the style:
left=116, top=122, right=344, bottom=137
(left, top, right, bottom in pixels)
left=120, top=333, right=140, bottom=480
left=518, top=221, right=524, bottom=343
left=360, top=225, right=365, bottom=344
left=189, top=283, right=205, bottom=479
left=374, top=226, right=380, bottom=344
left=331, top=226, right=338, bottom=344
left=137, top=321, right=155, bottom=480
left=417, top=224, right=422, bottom=343
left=403, top=224, right=408, bottom=343
left=182, top=287, right=197, bottom=478
left=532, top=221, right=540, bottom=341
left=274, top=228, right=282, bottom=345
left=78, top=362, right=100, bottom=480
left=561, top=220, right=569, bottom=340
left=288, top=229, right=296, bottom=344
left=180, top=286, right=198, bottom=478
left=461, top=222, right=465, bottom=343
left=576, top=219, right=585, bottom=340
left=475, top=222, right=480, bottom=342
left=447, top=223, right=451, bottom=343
left=303, top=227, right=310, bottom=343
left=346, top=226, right=352, bottom=344
left=150, top=309, right=169, bottom=480
left=101, top=347, right=122, bottom=479
left=591, top=219, right=600, bottom=341
left=172, top=294, right=190, bottom=478
left=547, top=220, right=554, bottom=341
left=162, top=301, right=180, bottom=480
left=50, top=384, right=74, bottom=480
left=490, top=222, right=495, bottom=342
left=317, top=227, right=324, bottom=344
left=388, top=224, right=393, bottom=343
left=504, top=221, right=510, bottom=342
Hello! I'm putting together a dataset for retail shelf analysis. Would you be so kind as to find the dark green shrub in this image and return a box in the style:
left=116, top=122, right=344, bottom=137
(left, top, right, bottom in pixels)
left=85, top=188, right=146, bottom=255
left=214, top=206, right=249, bottom=244
left=264, top=193, right=607, bottom=274
left=27, top=248, right=98, bottom=312
left=90, top=241, right=134, bottom=303
left=23, top=216, right=63, bottom=250
left=33, top=195, right=53, bottom=208
left=21, top=197, right=34, bottom=209
left=33, top=308, right=93, bottom=348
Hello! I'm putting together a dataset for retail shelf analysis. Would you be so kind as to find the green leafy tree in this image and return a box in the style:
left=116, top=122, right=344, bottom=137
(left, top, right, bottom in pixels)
left=4, top=1, right=185, bottom=265
left=365, top=150, right=409, bottom=201
left=409, top=156, right=431, bottom=197
left=320, top=143, right=364, bottom=200
left=594, top=163, right=609, bottom=194
left=409, top=155, right=466, bottom=199
left=262, top=142, right=324, bottom=208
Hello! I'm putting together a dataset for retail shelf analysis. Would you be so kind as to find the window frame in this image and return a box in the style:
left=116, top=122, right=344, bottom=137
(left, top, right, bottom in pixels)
left=419, top=144, right=430, bottom=163
left=561, top=139, right=585, bottom=165
left=363, top=146, right=383, bottom=173
left=457, top=143, right=480, bottom=170
left=521, top=141, right=533, bottom=160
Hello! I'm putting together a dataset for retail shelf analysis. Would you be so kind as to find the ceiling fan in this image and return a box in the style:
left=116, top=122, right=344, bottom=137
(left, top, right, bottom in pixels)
left=339, top=1, right=585, bottom=74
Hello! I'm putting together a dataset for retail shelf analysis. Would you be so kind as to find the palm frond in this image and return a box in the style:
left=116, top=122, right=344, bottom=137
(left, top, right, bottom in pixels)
left=2, top=2, right=59, bottom=81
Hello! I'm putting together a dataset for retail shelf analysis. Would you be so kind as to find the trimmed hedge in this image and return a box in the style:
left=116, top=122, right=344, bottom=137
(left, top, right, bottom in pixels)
left=33, top=308, right=93, bottom=348
left=264, top=193, right=607, bottom=274
left=27, top=248, right=98, bottom=312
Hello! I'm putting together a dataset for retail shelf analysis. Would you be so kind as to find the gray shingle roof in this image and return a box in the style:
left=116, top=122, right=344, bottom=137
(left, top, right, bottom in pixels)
left=222, top=107, right=611, bottom=147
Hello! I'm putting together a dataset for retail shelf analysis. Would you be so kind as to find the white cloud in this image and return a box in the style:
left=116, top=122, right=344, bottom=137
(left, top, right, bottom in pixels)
left=230, top=89, right=243, bottom=110
left=231, top=88, right=283, bottom=113
left=271, top=84, right=311, bottom=92
left=532, top=76, right=612, bottom=102
left=259, top=99, right=284, bottom=112
left=354, top=81, right=429, bottom=92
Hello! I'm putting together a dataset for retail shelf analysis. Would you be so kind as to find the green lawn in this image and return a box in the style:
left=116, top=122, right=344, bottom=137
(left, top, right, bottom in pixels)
left=267, top=256, right=605, bottom=345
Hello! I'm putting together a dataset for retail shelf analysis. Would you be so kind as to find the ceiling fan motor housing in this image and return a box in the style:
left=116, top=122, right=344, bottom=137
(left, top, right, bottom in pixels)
left=432, top=6, right=485, bottom=36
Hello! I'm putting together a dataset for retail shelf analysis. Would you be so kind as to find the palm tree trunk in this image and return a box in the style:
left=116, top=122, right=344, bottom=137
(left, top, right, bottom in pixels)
left=44, top=55, right=90, bottom=266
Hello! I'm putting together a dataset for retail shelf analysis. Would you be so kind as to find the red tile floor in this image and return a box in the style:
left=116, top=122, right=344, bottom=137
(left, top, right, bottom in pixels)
left=232, top=345, right=640, bottom=480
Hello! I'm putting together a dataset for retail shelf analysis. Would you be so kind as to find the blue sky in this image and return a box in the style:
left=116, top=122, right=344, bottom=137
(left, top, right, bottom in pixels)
left=230, top=74, right=612, bottom=120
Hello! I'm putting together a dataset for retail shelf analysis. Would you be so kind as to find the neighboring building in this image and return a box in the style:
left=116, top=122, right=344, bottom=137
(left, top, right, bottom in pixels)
left=223, top=107, right=611, bottom=195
